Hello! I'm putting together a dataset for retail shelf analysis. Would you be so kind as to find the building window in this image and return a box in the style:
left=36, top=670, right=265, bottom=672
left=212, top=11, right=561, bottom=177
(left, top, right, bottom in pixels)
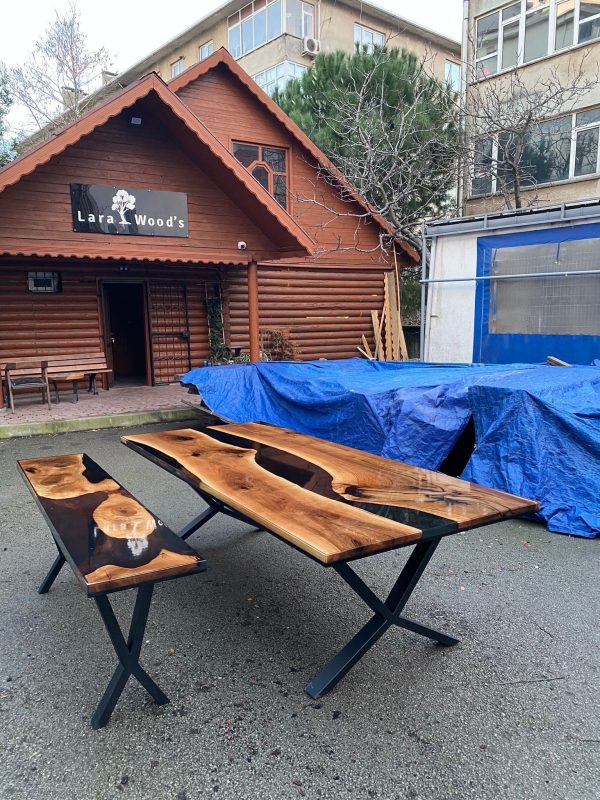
left=475, top=1, right=600, bottom=80
left=489, top=238, right=600, bottom=335
left=199, top=40, right=214, bottom=60
left=228, top=0, right=282, bottom=59
left=233, top=142, right=288, bottom=208
left=445, top=60, right=461, bottom=91
left=170, top=58, right=185, bottom=78
left=354, top=22, right=385, bottom=52
left=254, top=61, right=307, bottom=95
left=470, top=106, right=600, bottom=196
left=27, top=272, right=61, bottom=293
left=286, top=0, right=314, bottom=38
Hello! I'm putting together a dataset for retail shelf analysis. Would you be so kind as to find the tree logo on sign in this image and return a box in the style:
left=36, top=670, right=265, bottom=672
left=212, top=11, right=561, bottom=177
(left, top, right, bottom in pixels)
left=112, top=189, right=136, bottom=226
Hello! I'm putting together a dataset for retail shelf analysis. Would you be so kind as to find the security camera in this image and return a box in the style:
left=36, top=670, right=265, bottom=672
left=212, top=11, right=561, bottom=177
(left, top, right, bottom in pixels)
left=237, top=241, right=247, bottom=251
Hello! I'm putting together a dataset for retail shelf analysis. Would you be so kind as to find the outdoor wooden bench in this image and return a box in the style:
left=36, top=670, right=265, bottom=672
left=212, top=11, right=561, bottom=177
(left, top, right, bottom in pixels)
left=45, top=353, right=112, bottom=403
left=2, top=352, right=112, bottom=409
left=3, top=360, right=52, bottom=412
left=18, top=453, right=205, bottom=729
left=122, top=422, right=539, bottom=699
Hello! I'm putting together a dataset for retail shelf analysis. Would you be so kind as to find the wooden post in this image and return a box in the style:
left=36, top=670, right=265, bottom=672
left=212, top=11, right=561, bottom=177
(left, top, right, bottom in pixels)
left=247, top=259, right=260, bottom=363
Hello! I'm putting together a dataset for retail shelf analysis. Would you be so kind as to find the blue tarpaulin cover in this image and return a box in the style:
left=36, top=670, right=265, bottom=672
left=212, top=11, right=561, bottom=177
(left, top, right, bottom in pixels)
left=182, top=358, right=600, bottom=538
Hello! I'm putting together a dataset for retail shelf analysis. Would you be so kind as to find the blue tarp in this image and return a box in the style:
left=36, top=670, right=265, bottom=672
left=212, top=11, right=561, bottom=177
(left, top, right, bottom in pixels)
left=182, top=358, right=600, bottom=538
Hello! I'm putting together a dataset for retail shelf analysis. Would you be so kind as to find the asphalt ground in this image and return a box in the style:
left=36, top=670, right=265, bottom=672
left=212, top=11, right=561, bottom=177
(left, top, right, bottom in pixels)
left=0, top=422, right=598, bottom=800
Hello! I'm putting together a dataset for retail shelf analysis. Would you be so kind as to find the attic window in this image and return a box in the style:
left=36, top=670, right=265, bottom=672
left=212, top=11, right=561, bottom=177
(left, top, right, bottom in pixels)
left=233, top=142, right=288, bottom=209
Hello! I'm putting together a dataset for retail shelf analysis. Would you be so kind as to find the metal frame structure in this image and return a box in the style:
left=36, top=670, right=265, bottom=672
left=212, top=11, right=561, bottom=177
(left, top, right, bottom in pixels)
left=178, top=498, right=459, bottom=699
left=37, top=544, right=171, bottom=730
left=419, top=197, right=600, bottom=359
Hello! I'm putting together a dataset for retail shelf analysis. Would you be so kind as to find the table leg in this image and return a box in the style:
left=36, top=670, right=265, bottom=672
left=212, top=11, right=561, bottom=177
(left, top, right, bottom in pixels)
left=179, top=506, right=219, bottom=540
left=305, top=538, right=459, bottom=699
left=92, top=583, right=169, bottom=729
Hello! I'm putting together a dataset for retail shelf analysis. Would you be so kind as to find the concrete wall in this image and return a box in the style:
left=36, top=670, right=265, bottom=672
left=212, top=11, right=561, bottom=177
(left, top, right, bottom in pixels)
left=147, top=0, right=460, bottom=83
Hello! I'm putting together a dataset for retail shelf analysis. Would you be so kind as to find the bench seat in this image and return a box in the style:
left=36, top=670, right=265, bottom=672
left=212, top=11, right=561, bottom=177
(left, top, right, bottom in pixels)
left=19, top=452, right=205, bottom=727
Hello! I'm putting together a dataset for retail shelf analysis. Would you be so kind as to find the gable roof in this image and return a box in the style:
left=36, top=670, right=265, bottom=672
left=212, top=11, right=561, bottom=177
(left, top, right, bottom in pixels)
left=0, top=72, right=314, bottom=263
left=169, top=48, right=420, bottom=264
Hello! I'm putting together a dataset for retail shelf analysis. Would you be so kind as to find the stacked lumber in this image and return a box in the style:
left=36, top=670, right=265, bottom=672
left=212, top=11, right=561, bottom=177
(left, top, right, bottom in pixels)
left=357, top=256, right=408, bottom=362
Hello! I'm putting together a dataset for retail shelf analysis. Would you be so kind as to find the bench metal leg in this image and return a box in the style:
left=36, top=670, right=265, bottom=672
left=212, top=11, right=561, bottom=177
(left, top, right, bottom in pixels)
left=38, top=551, right=66, bottom=594
left=305, top=538, right=459, bottom=699
left=72, top=381, right=79, bottom=403
left=92, top=583, right=169, bottom=729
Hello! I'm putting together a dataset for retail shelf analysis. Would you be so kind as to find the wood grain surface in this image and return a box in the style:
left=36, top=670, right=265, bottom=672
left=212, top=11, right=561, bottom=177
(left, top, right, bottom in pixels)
left=211, top=423, right=539, bottom=529
left=122, top=429, right=432, bottom=563
left=19, top=453, right=204, bottom=595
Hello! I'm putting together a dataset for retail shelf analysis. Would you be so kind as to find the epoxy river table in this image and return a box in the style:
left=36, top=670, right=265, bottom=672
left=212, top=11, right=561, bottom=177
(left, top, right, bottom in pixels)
left=122, top=422, right=538, bottom=698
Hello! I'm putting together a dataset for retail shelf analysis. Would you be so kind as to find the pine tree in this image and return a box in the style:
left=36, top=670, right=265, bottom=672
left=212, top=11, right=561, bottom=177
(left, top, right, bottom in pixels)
left=274, top=48, right=459, bottom=251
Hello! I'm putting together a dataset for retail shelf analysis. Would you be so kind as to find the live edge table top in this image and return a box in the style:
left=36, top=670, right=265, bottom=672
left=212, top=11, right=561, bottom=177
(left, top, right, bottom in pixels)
left=121, top=423, right=538, bottom=565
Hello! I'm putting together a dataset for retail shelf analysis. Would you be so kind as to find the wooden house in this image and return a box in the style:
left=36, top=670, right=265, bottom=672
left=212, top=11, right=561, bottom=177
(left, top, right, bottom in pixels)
left=0, top=49, right=417, bottom=399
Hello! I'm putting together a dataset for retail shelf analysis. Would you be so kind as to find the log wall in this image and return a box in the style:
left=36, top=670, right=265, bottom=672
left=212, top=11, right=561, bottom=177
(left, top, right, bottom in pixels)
left=223, top=266, right=385, bottom=360
left=0, top=261, right=217, bottom=384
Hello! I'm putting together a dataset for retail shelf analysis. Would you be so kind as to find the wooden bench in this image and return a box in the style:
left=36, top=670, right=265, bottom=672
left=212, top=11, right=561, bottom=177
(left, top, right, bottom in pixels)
left=3, top=360, right=52, bottom=412
left=2, top=353, right=112, bottom=409
left=45, top=353, right=112, bottom=403
left=18, top=453, right=205, bottom=729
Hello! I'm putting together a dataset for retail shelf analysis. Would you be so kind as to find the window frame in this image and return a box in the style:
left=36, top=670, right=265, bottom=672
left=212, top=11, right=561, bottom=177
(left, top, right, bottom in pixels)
left=253, top=60, right=307, bottom=96
left=232, top=141, right=290, bottom=210
left=170, top=57, right=185, bottom=78
left=469, top=106, right=600, bottom=197
left=473, top=0, right=600, bottom=81
left=227, top=0, right=283, bottom=59
left=354, top=22, right=385, bottom=52
left=445, top=60, right=461, bottom=90
left=199, top=40, right=214, bottom=60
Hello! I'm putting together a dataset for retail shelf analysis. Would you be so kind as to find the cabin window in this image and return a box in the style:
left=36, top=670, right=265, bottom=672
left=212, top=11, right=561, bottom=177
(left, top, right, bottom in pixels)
left=28, top=271, right=61, bottom=293
left=170, top=58, right=185, bottom=78
left=233, top=142, right=288, bottom=209
left=199, top=41, right=214, bottom=60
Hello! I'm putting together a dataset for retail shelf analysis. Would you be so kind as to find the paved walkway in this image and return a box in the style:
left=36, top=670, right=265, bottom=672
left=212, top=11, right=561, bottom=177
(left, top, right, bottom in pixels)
left=0, top=383, right=195, bottom=427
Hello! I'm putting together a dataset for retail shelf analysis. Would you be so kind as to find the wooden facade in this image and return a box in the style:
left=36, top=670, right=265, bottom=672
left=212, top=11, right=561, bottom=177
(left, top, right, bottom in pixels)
left=0, top=51, right=417, bottom=403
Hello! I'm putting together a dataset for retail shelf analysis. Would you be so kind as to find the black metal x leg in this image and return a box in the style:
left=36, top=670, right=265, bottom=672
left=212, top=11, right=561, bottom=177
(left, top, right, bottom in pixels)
left=92, top=583, right=169, bottom=729
left=179, top=506, right=219, bottom=540
left=305, top=538, right=459, bottom=699
left=38, top=549, right=66, bottom=594
left=178, top=497, right=266, bottom=541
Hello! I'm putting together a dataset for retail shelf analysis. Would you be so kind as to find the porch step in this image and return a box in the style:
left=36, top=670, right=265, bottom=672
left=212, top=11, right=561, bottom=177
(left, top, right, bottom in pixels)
left=0, top=407, right=198, bottom=440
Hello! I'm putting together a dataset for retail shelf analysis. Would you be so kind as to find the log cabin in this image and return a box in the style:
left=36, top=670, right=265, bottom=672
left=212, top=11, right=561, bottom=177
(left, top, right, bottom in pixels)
left=0, top=48, right=417, bottom=403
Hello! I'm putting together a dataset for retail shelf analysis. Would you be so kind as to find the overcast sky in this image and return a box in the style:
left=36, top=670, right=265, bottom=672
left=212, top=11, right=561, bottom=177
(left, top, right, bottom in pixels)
left=1, top=0, right=463, bottom=132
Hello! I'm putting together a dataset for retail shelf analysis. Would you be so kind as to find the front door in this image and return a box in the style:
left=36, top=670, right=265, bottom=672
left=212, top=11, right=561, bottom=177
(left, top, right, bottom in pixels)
left=103, top=283, right=149, bottom=385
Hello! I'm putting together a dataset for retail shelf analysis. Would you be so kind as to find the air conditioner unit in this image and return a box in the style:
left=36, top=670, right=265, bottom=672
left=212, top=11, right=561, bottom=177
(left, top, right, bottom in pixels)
left=302, top=37, right=321, bottom=56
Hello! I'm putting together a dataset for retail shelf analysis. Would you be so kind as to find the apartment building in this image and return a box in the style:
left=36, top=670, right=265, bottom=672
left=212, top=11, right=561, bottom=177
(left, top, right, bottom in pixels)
left=112, top=0, right=460, bottom=97
left=465, top=0, right=600, bottom=213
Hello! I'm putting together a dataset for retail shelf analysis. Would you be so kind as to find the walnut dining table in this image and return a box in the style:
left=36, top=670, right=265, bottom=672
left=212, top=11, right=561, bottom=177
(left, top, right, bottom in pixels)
left=121, top=420, right=538, bottom=698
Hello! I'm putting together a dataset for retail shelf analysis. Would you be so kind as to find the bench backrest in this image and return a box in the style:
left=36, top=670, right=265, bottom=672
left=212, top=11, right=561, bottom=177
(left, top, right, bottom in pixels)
left=3, top=361, right=49, bottom=379
left=1, top=352, right=108, bottom=376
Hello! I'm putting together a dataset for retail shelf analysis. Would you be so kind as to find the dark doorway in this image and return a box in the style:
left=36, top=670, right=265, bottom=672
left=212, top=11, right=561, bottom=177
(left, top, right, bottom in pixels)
left=103, top=283, right=148, bottom=385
